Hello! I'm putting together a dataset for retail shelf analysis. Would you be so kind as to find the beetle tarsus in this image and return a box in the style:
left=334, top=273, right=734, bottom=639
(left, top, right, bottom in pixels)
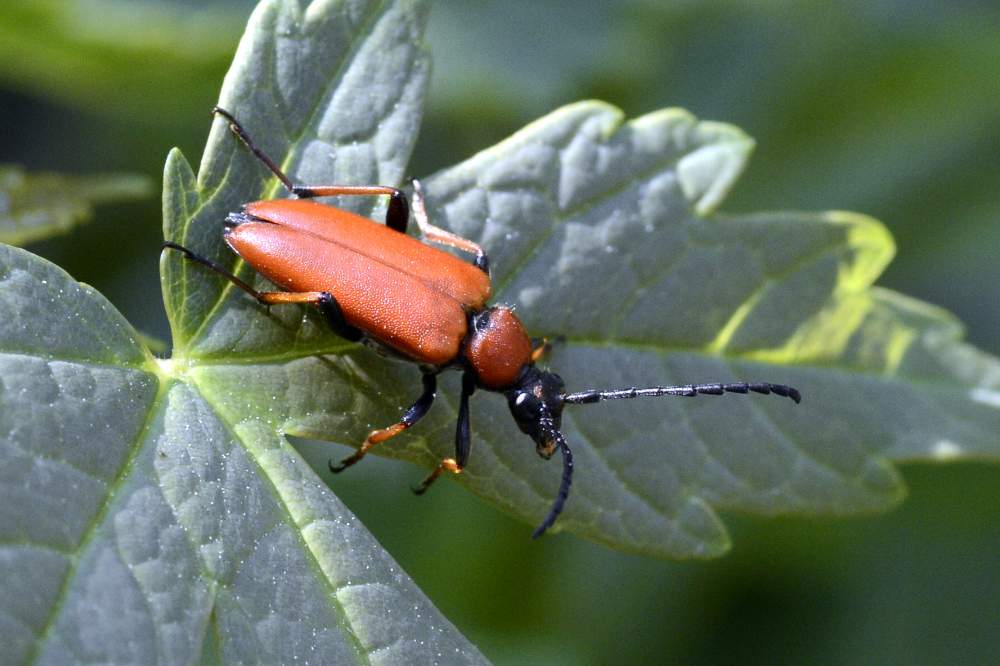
left=412, top=457, right=462, bottom=495
left=329, top=427, right=398, bottom=473
left=411, top=373, right=473, bottom=493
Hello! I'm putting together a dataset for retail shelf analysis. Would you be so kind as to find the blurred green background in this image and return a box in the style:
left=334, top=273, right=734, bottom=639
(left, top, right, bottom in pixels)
left=2, top=0, right=998, bottom=663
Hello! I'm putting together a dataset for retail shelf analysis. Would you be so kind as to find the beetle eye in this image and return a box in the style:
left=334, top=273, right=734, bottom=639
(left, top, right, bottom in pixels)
left=511, top=391, right=541, bottom=421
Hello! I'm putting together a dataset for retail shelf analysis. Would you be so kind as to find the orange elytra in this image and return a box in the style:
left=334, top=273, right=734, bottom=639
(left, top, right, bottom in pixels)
left=164, top=107, right=801, bottom=538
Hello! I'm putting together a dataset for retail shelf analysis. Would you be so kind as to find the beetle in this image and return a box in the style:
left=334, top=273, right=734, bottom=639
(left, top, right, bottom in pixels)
left=164, top=107, right=801, bottom=538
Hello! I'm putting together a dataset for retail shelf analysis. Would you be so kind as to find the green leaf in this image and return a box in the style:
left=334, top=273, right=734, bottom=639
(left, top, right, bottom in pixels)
left=7, top=2, right=1000, bottom=663
left=0, top=165, right=151, bottom=246
left=2, top=1, right=486, bottom=664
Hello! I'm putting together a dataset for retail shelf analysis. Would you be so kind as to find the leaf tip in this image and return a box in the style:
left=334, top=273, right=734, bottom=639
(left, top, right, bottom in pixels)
left=679, top=126, right=755, bottom=216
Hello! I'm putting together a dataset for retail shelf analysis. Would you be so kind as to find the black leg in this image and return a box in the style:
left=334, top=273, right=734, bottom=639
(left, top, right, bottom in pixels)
left=212, top=106, right=410, bottom=233
left=315, top=292, right=363, bottom=341
left=385, top=191, right=409, bottom=234
left=413, top=371, right=476, bottom=494
left=330, top=372, right=438, bottom=473
left=454, top=371, right=475, bottom=468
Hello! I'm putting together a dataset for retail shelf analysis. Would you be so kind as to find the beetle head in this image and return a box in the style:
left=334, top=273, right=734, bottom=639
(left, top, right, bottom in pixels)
left=505, top=365, right=575, bottom=538
left=505, top=366, right=566, bottom=459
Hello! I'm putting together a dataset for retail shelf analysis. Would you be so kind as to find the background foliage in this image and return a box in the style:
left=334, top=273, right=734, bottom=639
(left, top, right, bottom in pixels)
left=1, top=0, right=997, bottom=663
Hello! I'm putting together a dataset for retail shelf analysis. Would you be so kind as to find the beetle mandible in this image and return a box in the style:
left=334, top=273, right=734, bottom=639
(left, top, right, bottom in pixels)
left=164, top=107, right=801, bottom=538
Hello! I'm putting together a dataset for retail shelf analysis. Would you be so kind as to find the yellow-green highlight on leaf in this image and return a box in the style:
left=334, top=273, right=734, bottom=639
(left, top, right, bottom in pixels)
left=0, top=164, right=151, bottom=246
left=720, top=210, right=897, bottom=365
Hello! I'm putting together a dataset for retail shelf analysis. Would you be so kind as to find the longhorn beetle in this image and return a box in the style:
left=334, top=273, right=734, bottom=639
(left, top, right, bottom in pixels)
left=164, top=107, right=801, bottom=538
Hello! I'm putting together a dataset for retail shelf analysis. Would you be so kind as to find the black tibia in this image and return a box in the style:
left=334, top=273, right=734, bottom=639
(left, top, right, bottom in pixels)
left=454, top=371, right=476, bottom=468
left=404, top=372, right=439, bottom=427
left=563, top=381, right=802, bottom=405
left=315, top=292, right=363, bottom=342
left=386, top=190, right=409, bottom=234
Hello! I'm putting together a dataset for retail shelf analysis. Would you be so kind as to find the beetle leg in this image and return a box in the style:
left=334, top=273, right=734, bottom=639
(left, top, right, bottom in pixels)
left=529, top=335, right=566, bottom=363
left=330, top=372, right=438, bottom=473
left=212, top=106, right=410, bottom=233
left=412, top=458, right=462, bottom=494
left=412, top=371, right=475, bottom=494
left=530, top=337, right=552, bottom=363
left=411, top=179, right=490, bottom=275
left=253, top=291, right=363, bottom=342
left=314, top=292, right=364, bottom=341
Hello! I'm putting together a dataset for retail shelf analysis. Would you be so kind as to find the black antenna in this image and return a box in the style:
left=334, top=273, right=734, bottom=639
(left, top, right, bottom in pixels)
left=532, top=423, right=574, bottom=539
left=562, top=381, right=801, bottom=405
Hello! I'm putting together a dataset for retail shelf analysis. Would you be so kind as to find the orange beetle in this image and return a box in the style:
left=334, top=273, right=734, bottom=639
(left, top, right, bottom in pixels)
left=165, top=108, right=801, bottom=537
